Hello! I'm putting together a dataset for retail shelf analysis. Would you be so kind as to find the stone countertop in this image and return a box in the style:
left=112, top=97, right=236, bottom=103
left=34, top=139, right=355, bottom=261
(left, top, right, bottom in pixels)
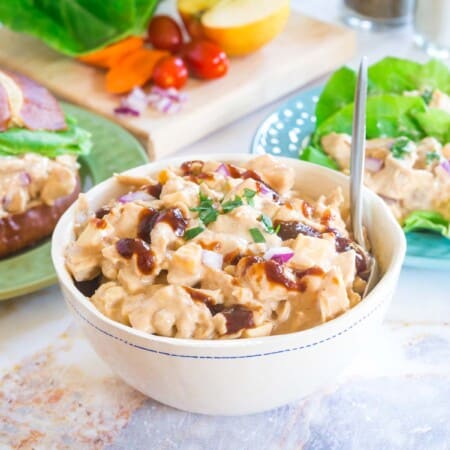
left=1, top=1, right=449, bottom=449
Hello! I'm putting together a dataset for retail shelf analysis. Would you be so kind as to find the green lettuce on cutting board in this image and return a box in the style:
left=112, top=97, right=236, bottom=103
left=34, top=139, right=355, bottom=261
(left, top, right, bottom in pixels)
left=300, top=56, right=450, bottom=238
left=0, top=0, right=160, bottom=56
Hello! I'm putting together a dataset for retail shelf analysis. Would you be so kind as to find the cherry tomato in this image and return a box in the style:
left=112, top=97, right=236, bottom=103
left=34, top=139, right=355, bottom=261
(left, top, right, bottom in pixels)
left=147, top=15, right=183, bottom=52
left=180, top=40, right=229, bottom=80
left=152, top=56, right=188, bottom=89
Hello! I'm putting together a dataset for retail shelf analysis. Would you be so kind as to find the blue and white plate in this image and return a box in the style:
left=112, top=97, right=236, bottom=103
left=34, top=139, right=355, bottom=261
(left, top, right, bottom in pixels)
left=251, top=86, right=450, bottom=270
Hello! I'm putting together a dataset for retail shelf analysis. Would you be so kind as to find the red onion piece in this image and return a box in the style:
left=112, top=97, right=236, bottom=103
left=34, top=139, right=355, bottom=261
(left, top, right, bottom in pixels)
left=123, top=87, right=148, bottom=111
left=119, top=190, right=154, bottom=203
left=440, top=160, right=450, bottom=175
left=150, top=86, right=169, bottom=97
left=114, top=106, right=140, bottom=116
left=114, top=86, right=187, bottom=117
left=264, top=247, right=294, bottom=264
left=147, top=86, right=187, bottom=114
left=215, top=163, right=230, bottom=177
left=19, top=171, right=31, bottom=186
left=258, top=183, right=271, bottom=195
left=149, top=86, right=187, bottom=103
left=256, top=182, right=279, bottom=202
left=201, top=250, right=223, bottom=270
left=365, top=157, right=384, bottom=173
left=115, top=87, right=148, bottom=116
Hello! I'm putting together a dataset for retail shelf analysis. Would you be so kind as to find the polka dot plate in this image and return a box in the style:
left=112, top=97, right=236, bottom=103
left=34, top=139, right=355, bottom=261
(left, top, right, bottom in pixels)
left=250, top=86, right=450, bottom=270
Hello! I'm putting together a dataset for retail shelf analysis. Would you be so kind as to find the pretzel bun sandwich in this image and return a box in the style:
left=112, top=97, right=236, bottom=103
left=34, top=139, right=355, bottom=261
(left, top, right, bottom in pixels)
left=0, top=69, right=91, bottom=258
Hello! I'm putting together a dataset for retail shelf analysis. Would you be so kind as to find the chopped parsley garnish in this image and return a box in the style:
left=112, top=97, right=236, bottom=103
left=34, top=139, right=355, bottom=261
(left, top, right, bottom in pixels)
left=190, top=193, right=219, bottom=225
left=249, top=227, right=266, bottom=243
left=184, top=226, right=204, bottom=240
left=426, top=152, right=440, bottom=164
left=421, top=88, right=433, bottom=105
left=243, top=188, right=257, bottom=206
left=221, top=195, right=243, bottom=213
left=259, top=214, right=279, bottom=234
left=390, top=137, right=413, bottom=159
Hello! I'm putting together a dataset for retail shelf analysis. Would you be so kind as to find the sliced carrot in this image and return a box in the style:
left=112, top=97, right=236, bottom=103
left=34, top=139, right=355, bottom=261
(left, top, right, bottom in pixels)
left=105, top=48, right=169, bottom=94
left=77, top=36, right=144, bottom=69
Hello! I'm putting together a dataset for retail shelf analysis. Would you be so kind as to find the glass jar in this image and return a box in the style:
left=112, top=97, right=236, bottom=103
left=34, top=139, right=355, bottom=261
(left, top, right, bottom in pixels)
left=342, top=0, right=415, bottom=30
left=414, top=0, right=450, bottom=59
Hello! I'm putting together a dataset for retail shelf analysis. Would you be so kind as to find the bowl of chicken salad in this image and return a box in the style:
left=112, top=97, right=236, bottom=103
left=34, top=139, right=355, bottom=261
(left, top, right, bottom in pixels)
left=52, top=154, right=405, bottom=415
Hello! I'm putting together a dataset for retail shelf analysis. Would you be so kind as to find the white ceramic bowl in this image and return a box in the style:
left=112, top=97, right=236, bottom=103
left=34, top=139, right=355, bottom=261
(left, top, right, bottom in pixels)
left=52, top=154, right=406, bottom=416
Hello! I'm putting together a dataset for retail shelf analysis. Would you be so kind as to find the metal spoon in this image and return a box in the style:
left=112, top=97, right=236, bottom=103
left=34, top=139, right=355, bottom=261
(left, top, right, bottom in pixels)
left=350, top=56, right=379, bottom=297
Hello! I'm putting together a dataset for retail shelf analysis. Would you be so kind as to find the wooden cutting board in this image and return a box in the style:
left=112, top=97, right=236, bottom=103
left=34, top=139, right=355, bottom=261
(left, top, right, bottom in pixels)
left=0, top=12, right=355, bottom=160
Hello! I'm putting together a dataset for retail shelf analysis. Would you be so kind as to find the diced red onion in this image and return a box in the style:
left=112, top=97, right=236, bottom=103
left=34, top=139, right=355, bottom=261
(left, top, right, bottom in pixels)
left=150, top=86, right=187, bottom=103
left=257, top=182, right=279, bottom=201
left=114, top=106, right=140, bottom=116
left=114, top=86, right=187, bottom=117
left=215, top=163, right=230, bottom=177
left=147, top=86, right=187, bottom=114
left=115, top=87, right=148, bottom=116
left=258, top=183, right=271, bottom=195
left=156, top=97, right=172, bottom=114
left=440, top=160, right=450, bottom=175
left=264, top=247, right=294, bottom=264
left=19, top=172, right=31, bottom=186
left=150, top=86, right=169, bottom=97
left=365, top=157, right=384, bottom=173
left=119, top=190, right=154, bottom=203
left=202, top=250, right=223, bottom=270
left=124, top=87, right=148, bottom=111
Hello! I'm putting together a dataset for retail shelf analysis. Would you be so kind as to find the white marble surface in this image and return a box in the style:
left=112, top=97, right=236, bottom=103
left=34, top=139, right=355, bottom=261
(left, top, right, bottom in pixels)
left=1, top=1, right=450, bottom=449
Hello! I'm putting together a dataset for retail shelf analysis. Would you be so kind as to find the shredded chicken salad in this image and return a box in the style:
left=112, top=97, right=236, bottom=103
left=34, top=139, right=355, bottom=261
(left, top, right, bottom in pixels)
left=0, top=153, right=79, bottom=218
left=66, top=155, right=371, bottom=339
left=321, top=89, right=450, bottom=225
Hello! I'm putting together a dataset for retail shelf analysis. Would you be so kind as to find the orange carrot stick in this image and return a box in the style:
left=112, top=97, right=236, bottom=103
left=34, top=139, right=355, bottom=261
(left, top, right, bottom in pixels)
left=105, top=48, right=168, bottom=94
left=78, top=36, right=144, bottom=69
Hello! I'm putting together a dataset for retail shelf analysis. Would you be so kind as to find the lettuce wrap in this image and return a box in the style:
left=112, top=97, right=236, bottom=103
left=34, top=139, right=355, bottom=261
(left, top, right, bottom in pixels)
left=300, top=57, right=450, bottom=238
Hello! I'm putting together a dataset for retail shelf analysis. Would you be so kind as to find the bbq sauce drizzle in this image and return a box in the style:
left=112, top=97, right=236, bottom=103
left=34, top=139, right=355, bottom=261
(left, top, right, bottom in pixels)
left=238, top=256, right=325, bottom=292
left=184, top=287, right=254, bottom=334
left=115, top=206, right=188, bottom=274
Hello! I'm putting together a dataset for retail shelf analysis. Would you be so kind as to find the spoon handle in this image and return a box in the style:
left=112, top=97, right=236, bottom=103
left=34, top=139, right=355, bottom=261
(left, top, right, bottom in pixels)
left=350, top=57, right=368, bottom=249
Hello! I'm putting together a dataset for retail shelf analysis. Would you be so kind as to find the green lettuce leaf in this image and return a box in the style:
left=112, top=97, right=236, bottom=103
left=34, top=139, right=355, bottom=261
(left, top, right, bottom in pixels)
left=314, top=58, right=450, bottom=131
left=368, top=57, right=450, bottom=95
left=299, top=145, right=339, bottom=170
left=315, top=67, right=356, bottom=126
left=368, top=57, right=422, bottom=94
left=403, top=211, right=450, bottom=238
left=0, top=0, right=160, bottom=56
left=418, top=59, right=450, bottom=94
left=314, top=94, right=426, bottom=146
left=0, top=116, right=92, bottom=157
left=411, top=108, right=450, bottom=144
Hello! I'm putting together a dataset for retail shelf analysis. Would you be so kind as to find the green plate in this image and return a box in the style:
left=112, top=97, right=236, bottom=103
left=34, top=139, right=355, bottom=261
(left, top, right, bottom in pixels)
left=0, top=102, right=148, bottom=300
left=251, top=86, right=450, bottom=270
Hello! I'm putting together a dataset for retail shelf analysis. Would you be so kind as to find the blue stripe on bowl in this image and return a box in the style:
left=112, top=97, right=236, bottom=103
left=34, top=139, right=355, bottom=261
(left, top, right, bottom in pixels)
left=66, top=296, right=384, bottom=360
